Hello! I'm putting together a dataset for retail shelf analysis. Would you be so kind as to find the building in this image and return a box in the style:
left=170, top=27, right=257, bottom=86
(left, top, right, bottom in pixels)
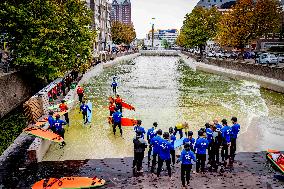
left=146, top=29, right=179, bottom=46
left=196, top=0, right=236, bottom=9
left=111, top=0, right=132, bottom=25
left=84, top=0, right=112, bottom=52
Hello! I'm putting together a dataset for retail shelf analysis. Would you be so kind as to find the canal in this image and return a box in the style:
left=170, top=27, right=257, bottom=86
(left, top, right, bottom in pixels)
left=43, top=56, right=284, bottom=161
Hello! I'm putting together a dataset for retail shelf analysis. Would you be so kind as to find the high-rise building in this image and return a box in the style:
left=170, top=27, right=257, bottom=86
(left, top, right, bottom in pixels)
left=111, top=0, right=132, bottom=24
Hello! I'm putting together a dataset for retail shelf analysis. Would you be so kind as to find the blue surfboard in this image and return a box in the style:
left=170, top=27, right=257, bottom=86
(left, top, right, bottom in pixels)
left=87, top=101, right=92, bottom=123
left=174, top=137, right=185, bottom=149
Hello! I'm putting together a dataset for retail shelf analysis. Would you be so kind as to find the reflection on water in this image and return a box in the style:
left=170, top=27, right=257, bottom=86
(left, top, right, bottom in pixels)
left=44, top=56, right=284, bottom=161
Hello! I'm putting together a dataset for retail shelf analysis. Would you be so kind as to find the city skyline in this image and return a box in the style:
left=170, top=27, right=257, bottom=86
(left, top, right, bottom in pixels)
left=111, top=0, right=199, bottom=39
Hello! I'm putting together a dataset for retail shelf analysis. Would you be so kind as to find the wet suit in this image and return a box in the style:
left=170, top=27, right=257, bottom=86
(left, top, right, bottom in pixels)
left=147, top=127, right=157, bottom=164
left=194, top=137, right=209, bottom=173
left=133, top=137, right=147, bottom=172
left=230, top=123, right=240, bottom=162
left=150, top=135, right=162, bottom=173
left=179, top=149, right=196, bottom=187
left=111, top=81, right=118, bottom=94
left=112, top=111, right=122, bottom=136
left=157, top=138, right=173, bottom=177
left=80, top=104, right=91, bottom=124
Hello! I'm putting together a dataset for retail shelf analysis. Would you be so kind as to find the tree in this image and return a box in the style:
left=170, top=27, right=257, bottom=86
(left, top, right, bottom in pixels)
left=111, top=21, right=136, bottom=45
left=176, top=30, right=186, bottom=48
left=180, top=6, right=221, bottom=54
left=162, top=39, right=170, bottom=49
left=216, top=0, right=282, bottom=54
left=0, top=0, right=96, bottom=82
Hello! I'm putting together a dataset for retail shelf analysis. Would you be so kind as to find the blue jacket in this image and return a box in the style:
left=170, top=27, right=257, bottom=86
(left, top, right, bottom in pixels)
left=194, top=137, right=209, bottom=154
left=147, top=127, right=156, bottom=142
left=158, top=139, right=173, bottom=160
left=170, top=134, right=176, bottom=148
left=183, top=137, right=195, bottom=149
left=112, top=111, right=122, bottom=123
left=111, top=81, right=117, bottom=87
left=221, top=125, right=232, bottom=144
left=206, top=128, right=213, bottom=143
left=231, top=123, right=240, bottom=139
left=80, top=104, right=91, bottom=113
left=53, top=119, right=67, bottom=132
left=134, top=125, right=146, bottom=138
left=150, top=135, right=163, bottom=154
left=215, top=123, right=222, bottom=130
left=179, top=149, right=196, bottom=165
left=48, top=115, right=55, bottom=127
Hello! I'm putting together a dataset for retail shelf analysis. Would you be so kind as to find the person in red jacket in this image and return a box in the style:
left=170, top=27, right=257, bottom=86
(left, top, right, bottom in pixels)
left=77, top=86, right=84, bottom=103
left=115, top=94, right=123, bottom=113
left=109, top=102, right=116, bottom=116
left=59, top=100, right=69, bottom=124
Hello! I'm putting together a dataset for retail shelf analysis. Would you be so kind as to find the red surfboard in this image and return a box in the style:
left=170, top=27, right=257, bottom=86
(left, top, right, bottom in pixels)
left=108, top=117, right=137, bottom=126
left=32, top=177, right=105, bottom=189
left=121, top=101, right=135, bottom=111
left=24, top=127, right=64, bottom=143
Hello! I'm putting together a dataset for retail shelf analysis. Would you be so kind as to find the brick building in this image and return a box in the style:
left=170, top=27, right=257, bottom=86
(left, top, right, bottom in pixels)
left=111, top=0, right=131, bottom=25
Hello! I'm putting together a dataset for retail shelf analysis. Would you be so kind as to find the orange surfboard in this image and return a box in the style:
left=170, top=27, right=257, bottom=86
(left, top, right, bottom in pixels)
left=32, top=177, right=105, bottom=189
left=121, top=101, right=135, bottom=111
left=108, top=117, right=137, bottom=126
left=24, top=127, right=64, bottom=143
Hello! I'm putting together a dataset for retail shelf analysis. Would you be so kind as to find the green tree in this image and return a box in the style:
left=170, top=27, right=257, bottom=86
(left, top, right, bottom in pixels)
left=0, top=0, right=96, bottom=82
left=162, top=39, right=170, bottom=49
left=111, top=21, right=136, bottom=45
left=180, top=6, right=221, bottom=54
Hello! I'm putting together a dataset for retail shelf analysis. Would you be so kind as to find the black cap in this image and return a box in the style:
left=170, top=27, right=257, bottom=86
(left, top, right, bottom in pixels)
left=221, top=119, right=227, bottom=125
left=153, top=122, right=158, bottom=126
left=198, top=130, right=204, bottom=136
left=157, top=129, right=162, bottom=135
left=188, top=131, right=193, bottom=136
left=231, top=117, right=237, bottom=122
left=137, top=120, right=142, bottom=125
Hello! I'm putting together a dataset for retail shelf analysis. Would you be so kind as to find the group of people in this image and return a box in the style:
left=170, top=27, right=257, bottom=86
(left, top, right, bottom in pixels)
left=131, top=118, right=240, bottom=188
left=108, top=95, right=124, bottom=136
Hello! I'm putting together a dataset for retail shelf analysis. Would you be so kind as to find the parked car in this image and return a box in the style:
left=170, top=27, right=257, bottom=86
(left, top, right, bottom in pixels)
left=230, top=52, right=239, bottom=60
left=206, top=51, right=215, bottom=57
left=255, top=53, right=278, bottom=65
left=276, top=54, right=284, bottom=63
left=222, top=52, right=231, bottom=59
left=215, top=52, right=224, bottom=58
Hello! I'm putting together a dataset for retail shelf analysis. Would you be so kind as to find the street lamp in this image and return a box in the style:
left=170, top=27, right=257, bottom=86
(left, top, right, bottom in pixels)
left=151, top=18, right=155, bottom=49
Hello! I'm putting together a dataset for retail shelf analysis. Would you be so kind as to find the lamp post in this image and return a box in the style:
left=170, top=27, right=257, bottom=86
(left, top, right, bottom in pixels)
left=151, top=18, right=155, bottom=49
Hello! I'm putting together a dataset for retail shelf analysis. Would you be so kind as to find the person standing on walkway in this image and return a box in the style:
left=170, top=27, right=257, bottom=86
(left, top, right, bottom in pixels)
left=134, top=120, right=146, bottom=139
left=112, top=109, right=123, bottom=136
left=157, top=132, right=173, bottom=179
left=169, top=127, right=176, bottom=166
left=220, top=119, right=232, bottom=166
left=111, top=78, right=118, bottom=95
left=205, top=123, right=214, bottom=165
left=59, top=100, right=69, bottom=124
left=79, top=101, right=91, bottom=124
left=178, top=143, right=196, bottom=188
left=183, top=131, right=195, bottom=151
left=77, top=86, right=84, bottom=103
left=147, top=122, right=158, bottom=166
left=150, top=129, right=163, bottom=174
left=230, top=117, right=240, bottom=164
left=194, top=130, right=209, bottom=173
left=53, top=114, right=67, bottom=146
left=115, top=94, right=123, bottom=113
left=211, top=125, right=223, bottom=171
left=133, top=131, right=148, bottom=173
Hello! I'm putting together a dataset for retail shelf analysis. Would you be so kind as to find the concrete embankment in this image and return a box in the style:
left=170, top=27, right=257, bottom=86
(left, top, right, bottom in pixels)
left=179, top=53, right=284, bottom=94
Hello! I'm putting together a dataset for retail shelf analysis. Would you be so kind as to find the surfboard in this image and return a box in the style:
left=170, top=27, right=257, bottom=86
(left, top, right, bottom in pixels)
left=24, top=127, right=64, bottom=143
left=32, top=177, right=106, bottom=189
left=34, top=111, right=67, bottom=127
left=87, top=101, right=93, bottom=123
left=121, top=101, right=135, bottom=111
left=108, top=117, right=137, bottom=127
left=267, top=149, right=284, bottom=174
left=174, top=137, right=185, bottom=149
left=48, top=100, right=74, bottom=110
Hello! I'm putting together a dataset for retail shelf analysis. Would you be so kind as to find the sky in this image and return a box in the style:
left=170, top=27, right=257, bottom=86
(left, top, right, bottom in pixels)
left=112, top=0, right=200, bottom=39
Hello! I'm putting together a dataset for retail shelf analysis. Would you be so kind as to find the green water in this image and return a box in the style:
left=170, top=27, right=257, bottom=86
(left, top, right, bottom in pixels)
left=44, top=56, right=284, bottom=161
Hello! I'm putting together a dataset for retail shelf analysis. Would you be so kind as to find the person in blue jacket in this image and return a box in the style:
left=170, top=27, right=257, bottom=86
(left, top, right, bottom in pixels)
left=194, top=130, right=209, bottom=173
left=147, top=122, right=158, bottom=165
left=150, top=129, right=163, bottom=174
left=134, top=120, right=146, bottom=138
left=157, top=132, right=174, bottom=178
left=48, top=111, right=55, bottom=132
left=53, top=114, right=67, bottom=146
left=230, top=117, right=240, bottom=163
left=112, top=109, right=123, bottom=136
left=111, top=78, right=118, bottom=94
left=177, top=143, right=196, bottom=188
left=79, top=101, right=92, bottom=124
left=221, top=119, right=232, bottom=165
left=205, top=123, right=214, bottom=165
left=183, top=131, right=195, bottom=151
left=169, top=127, right=176, bottom=166
left=213, top=119, right=223, bottom=130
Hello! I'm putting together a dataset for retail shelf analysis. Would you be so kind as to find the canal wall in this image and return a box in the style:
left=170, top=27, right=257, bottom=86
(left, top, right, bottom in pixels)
left=139, top=50, right=180, bottom=56
left=179, top=53, right=284, bottom=94
left=0, top=72, right=33, bottom=118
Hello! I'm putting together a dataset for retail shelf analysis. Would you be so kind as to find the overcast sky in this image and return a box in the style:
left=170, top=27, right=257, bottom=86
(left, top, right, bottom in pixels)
left=112, top=0, right=200, bottom=39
